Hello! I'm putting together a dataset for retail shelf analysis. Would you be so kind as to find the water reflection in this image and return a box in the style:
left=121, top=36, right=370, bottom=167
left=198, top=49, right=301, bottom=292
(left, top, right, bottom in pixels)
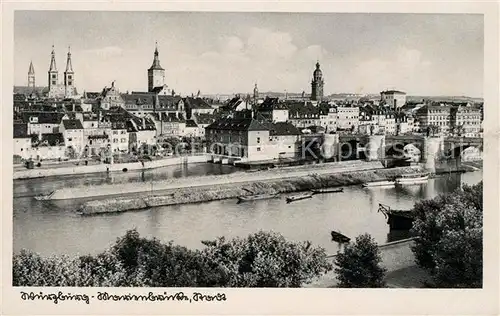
left=13, top=169, right=482, bottom=257
left=13, top=163, right=237, bottom=197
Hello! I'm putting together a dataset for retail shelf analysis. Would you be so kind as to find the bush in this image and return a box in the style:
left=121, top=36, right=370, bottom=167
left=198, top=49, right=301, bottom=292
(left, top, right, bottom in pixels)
left=334, top=234, right=386, bottom=288
left=201, top=231, right=333, bottom=287
left=411, top=182, right=483, bottom=288
left=13, top=229, right=331, bottom=287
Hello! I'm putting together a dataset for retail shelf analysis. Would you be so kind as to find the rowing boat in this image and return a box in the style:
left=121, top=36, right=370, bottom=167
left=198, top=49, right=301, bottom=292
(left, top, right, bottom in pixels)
left=286, top=192, right=313, bottom=203
left=311, top=188, right=344, bottom=194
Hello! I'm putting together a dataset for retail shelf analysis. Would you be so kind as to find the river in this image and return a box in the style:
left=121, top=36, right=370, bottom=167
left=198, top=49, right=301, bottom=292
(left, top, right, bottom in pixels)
left=13, top=162, right=482, bottom=257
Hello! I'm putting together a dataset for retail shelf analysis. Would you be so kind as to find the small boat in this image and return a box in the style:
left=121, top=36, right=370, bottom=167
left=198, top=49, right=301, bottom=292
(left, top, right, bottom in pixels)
left=396, top=173, right=429, bottom=185
left=378, top=203, right=415, bottom=230
left=362, top=180, right=396, bottom=188
left=331, top=230, right=350, bottom=243
left=34, top=191, right=54, bottom=201
left=311, top=188, right=344, bottom=195
left=237, top=193, right=279, bottom=203
left=286, top=192, right=313, bottom=203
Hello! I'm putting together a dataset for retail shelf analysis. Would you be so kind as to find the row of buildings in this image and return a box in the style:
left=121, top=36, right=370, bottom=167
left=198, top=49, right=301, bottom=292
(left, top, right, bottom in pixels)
left=14, top=44, right=483, bottom=163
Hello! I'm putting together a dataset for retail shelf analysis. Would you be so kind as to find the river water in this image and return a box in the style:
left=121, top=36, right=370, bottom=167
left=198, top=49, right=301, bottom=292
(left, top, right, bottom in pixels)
left=13, top=162, right=482, bottom=257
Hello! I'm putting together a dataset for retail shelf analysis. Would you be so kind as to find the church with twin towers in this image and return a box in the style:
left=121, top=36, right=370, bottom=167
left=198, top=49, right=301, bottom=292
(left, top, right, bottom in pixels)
left=27, top=45, right=78, bottom=99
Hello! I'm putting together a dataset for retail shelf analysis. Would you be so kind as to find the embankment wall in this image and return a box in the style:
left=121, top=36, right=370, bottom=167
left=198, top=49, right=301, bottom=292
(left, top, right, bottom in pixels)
left=13, top=155, right=208, bottom=180
left=60, top=160, right=388, bottom=200
left=79, top=164, right=423, bottom=215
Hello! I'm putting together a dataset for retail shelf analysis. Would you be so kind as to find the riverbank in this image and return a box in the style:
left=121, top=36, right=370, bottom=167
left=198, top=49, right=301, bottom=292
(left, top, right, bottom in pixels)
left=79, top=164, right=423, bottom=215
left=52, top=160, right=385, bottom=200
left=13, top=154, right=209, bottom=180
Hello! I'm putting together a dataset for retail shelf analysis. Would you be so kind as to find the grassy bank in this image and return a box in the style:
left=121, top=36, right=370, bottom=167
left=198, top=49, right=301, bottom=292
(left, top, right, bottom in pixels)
left=79, top=166, right=422, bottom=215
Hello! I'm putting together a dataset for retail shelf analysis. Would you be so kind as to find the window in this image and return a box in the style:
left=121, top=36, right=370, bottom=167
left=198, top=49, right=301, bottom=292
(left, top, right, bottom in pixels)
left=68, top=137, right=72, bottom=141
left=257, top=147, right=261, bottom=151
left=256, top=137, right=260, bottom=144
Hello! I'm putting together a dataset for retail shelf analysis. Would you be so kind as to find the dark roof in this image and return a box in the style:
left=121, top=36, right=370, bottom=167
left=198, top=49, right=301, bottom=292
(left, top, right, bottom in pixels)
left=127, top=116, right=156, bottom=132
left=268, top=122, right=300, bottom=136
left=84, top=92, right=101, bottom=99
left=185, top=119, right=198, bottom=128
left=37, top=133, right=64, bottom=147
left=13, top=86, right=47, bottom=96
left=288, top=103, right=321, bottom=119
left=381, top=90, right=406, bottom=95
left=193, top=113, right=216, bottom=125
left=121, top=93, right=155, bottom=107
left=88, top=134, right=109, bottom=140
left=13, top=123, right=29, bottom=138
left=206, top=117, right=269, bottom=131
left=157, top=95, right=183, bottom=110
left=62, top=119, right=84, bottom=130
left=63, top=103, right=83, bottom=112
left=258, top=97, right=288, bottom=111
left=226, top=96, right=244, bottom=110
left=111, top=121, right=127, bottom=130
left=21, top=112, right=65, bottom=124
left=184, top=97, right=212, bottom=109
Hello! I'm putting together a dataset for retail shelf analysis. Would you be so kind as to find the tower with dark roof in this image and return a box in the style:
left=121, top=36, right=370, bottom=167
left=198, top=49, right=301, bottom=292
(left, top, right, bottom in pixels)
left=148, top=42, right=165, bottom=92
left=28, top=61, right=35, bottom=88
left=48, top=45, right=58, bottom=90
left=310, top=61, right=324, bottom=101
left=64, top=46, right=75, bottom=94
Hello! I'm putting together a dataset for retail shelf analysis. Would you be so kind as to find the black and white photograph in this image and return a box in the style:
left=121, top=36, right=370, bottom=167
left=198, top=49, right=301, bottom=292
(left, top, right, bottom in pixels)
left=2, top=2, right=499, bottom=315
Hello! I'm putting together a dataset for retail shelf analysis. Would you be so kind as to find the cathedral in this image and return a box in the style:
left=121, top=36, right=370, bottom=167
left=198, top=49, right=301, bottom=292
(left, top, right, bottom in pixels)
left=310, top=61, right=324, bottom=101
left=47, top=46, right=78, bottom=99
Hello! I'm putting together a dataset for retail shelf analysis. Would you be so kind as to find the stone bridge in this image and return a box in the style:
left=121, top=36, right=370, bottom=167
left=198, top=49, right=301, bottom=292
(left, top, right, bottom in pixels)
left=338, top=134, right=483, bottom=172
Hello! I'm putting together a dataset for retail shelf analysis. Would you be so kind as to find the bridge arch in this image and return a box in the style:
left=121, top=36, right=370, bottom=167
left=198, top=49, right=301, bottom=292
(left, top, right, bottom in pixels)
left=384, top=141, right=422, bottom=160
left=446, top=144, right=482, bottom=160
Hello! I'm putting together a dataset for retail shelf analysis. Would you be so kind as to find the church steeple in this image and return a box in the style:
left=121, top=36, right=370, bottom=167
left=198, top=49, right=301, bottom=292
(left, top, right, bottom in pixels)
left=49, top=45, right=57, bottom=72
left=28, top=61, right=35, bottom=75
left=311, top=60, right=324, bottom=101
left=65, top=46, right=73, bottom=72
left=148, top=41, right=166, bottom=92
left=28, top=61, right=35, bottom=88
left=64, top=46, right=74, bottom=89
left=48, top=45, right=58, bottom=89
left=149, top=41, right=164, bottom=71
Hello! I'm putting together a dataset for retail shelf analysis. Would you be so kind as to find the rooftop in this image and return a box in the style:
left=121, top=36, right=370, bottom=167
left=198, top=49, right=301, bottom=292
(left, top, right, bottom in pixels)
left=13, top=123, right=29, bottom=138
left=206, top=117, right=269, bottom=132
left=62, top=119, right=84, bottom=130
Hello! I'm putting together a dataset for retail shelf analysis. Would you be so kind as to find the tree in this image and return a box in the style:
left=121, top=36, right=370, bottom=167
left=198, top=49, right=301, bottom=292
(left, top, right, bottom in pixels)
left=13, top=230, right=332, bottom=288
left=410, top=182, right=483, bottom=288
left=334, top=234, right=387, bottom=288
left=200, top=231, right=333, bottom=287
left=110, top=229, right=227, bottom=287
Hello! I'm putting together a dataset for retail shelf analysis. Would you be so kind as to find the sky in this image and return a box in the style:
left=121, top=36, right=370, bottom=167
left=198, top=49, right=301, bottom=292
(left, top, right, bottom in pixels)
left=14, top=11, right=483, bottom=97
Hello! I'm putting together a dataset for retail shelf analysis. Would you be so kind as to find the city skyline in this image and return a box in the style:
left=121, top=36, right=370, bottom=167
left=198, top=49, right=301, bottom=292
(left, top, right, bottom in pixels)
left=14, top=11, right=483, bottom=97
